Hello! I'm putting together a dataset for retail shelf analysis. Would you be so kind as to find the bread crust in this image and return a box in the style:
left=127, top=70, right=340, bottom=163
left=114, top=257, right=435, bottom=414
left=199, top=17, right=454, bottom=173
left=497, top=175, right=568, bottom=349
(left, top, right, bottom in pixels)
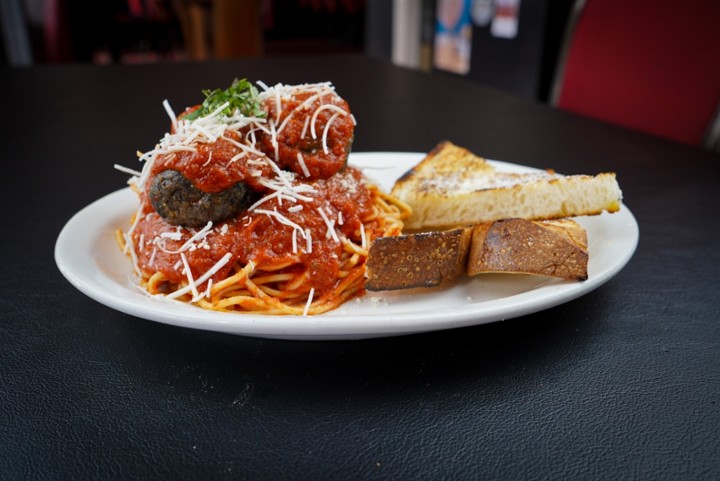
left=365, top=218, right=588, bottom=291
left=365, top=228, right=472, bottom=291
left=468, top=218, right=588, bottom=281
left=364, top=142, right=608, bottom=290
left=392, top=141, right=622, bottom=230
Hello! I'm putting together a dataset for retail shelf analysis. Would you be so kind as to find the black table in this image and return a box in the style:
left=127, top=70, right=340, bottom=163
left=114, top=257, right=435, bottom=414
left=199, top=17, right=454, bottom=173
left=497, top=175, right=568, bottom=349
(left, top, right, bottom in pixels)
left=2, top=55, right=719, bottom=480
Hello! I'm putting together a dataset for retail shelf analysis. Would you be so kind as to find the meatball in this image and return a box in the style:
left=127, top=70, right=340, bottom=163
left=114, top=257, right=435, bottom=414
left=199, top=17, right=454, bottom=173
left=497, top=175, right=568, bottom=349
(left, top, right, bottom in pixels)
left=148, top=170, right=256, bottom=227
left=259, top=89, right=355, bottom=179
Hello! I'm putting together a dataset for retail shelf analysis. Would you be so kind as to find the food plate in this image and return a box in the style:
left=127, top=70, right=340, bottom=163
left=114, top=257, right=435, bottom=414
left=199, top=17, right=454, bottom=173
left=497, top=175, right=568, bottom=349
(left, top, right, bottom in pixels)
left=55, top=152, right=639, bottom=340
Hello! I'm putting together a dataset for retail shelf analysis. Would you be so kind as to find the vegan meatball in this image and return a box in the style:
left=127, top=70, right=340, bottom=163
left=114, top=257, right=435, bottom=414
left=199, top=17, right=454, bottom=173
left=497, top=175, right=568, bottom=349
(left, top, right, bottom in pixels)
left=148, top=170, right=256, bottom=227
left=258, top=85, right=354, bottom=179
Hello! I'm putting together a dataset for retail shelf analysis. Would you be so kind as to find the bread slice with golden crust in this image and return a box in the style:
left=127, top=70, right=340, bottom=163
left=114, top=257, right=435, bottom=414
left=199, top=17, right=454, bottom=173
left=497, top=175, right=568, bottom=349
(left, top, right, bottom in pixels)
left=365, top=228, right=472, bottom=291
left=468, top=218, right=588, bottom=281
left=365, top=218, right=588, bottom=291
left=391, top=141, right=622, bottom=231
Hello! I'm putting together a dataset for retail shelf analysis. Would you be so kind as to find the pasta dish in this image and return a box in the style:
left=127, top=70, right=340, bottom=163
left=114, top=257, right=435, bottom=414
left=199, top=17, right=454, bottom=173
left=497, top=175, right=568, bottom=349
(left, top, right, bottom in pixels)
left=117, top=79, right=410, bottom=315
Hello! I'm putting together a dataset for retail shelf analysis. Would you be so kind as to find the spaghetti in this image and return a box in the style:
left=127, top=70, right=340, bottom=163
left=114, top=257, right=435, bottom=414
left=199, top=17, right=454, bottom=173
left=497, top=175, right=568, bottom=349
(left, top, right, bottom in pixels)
left=118, top=80, right=410, bottom=315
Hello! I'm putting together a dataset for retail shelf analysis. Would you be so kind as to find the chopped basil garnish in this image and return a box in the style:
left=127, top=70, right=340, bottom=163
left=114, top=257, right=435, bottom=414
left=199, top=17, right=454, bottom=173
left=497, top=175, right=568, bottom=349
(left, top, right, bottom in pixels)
left=184, top=78, right=265, bottom=120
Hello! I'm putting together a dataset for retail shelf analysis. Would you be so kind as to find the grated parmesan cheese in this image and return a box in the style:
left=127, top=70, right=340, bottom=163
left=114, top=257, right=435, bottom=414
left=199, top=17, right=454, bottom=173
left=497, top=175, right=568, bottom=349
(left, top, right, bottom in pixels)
left=122, top=80, right=363, bottom=306
left=303, top=288, right=315, bottom=316
left=180, top=252, right=200, bottom=299
left=317, top=207, right=339, bottom=242
left=296, top=152, right=311, bottom=178
left=165, top=252, right=233, bottom=300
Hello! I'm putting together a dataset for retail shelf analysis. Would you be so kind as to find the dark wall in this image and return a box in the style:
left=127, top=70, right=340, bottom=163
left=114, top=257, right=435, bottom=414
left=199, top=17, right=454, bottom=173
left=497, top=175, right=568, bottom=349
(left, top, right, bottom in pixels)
left=365, top=0, right=575, bottom=102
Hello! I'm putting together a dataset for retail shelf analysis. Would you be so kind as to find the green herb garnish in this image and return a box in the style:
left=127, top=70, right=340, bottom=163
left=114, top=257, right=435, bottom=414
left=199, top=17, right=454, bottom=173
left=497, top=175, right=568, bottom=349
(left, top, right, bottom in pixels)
left=184, top=78, right=265, bottom=120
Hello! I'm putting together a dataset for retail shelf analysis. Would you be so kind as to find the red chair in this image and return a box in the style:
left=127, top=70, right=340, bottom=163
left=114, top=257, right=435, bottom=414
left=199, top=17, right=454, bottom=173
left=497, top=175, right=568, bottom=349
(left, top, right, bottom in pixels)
left=551, top=0, right=720, bottom=149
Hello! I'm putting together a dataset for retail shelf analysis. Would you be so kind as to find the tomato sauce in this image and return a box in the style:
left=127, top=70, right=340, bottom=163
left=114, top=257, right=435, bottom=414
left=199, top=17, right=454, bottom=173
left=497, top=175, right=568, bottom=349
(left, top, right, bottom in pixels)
left=149, top=130, right=273, bottom=193
left=132, top=167, right=374, bottom=295
left=259, top=91, right=354, bottom=179
left=148, top=89, right=353, bottom=193
left=132, top=84, right=366, bottom=296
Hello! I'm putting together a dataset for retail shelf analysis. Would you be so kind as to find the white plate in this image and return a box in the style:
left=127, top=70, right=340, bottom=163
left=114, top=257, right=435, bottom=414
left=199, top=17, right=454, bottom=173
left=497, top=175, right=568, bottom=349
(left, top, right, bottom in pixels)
left=55, top=152, right=639, bottom=340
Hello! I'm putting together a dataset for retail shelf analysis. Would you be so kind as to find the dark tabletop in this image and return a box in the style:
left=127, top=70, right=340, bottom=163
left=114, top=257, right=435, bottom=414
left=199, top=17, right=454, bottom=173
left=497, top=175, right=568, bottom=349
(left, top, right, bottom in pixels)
left=1, top=55, right=719, bottom=480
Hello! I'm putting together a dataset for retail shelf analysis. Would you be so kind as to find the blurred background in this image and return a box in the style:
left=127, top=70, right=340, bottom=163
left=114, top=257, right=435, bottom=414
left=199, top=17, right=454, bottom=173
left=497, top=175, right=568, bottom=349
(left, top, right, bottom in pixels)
left=2, top=0, right=719, bottom=150
left=0, top=0, right=573, bottom=102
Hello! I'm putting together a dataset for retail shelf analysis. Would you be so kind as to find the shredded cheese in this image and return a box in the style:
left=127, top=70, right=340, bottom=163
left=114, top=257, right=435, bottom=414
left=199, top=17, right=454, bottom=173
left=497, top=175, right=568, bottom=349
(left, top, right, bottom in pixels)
left=300, top=115, right=310, bottom=139
left=192, top=279, right=213, bottom=302
left=162, top=99, right=177, bottom=132
left=303, top=288, right=315, bottom=316
left=296, top=152, right=311, bottom=178
left=180, top=252, right=200, bottom=299
left=165, top=252, right=233, bottom=300
left=310, top=103, right=347, bottom=139
left=322, top=112, right=341, bottom=154
left=360, top=223, right=367, bottom=249
left=254, top=208, right=309, bottom=250
left=202, top=151, right=214, bottom=167
left=122, top=81, right=365, bottom=311
left=114, top=164, right=142, bottom=177
left=305, top=228, right=313, bottom=253
left=317, top=207, right=339, bottom=242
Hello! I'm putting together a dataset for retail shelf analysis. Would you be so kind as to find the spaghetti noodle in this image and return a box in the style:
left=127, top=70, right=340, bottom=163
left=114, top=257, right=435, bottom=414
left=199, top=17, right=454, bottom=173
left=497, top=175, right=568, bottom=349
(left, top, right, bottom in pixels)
left=118, top=80, right=410, bottom=315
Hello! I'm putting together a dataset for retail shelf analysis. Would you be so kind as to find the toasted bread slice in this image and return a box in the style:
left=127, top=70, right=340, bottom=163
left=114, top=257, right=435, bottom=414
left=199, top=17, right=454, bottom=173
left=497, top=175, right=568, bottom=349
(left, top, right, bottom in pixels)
left=468, top=218, right=588, bottom=281
left=391, top=141, right=622, bottom=230
left=366, top=218, right=588, bottom=291
left=365, top=228, right=472, bottom=291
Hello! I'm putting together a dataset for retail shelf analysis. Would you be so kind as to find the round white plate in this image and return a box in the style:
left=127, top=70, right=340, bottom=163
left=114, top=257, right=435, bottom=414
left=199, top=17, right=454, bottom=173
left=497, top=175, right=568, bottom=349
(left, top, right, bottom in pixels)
left=55, top=152, right=639, bottom=340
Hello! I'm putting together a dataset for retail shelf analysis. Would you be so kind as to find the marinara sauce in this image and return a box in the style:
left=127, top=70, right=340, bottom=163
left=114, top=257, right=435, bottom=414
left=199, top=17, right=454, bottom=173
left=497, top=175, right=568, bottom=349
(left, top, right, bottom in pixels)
left=131, top=85, right=368, bottom=296
left=259, top=90, right=354, bottom=179
left=132, top=166, right=374, bottom=296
